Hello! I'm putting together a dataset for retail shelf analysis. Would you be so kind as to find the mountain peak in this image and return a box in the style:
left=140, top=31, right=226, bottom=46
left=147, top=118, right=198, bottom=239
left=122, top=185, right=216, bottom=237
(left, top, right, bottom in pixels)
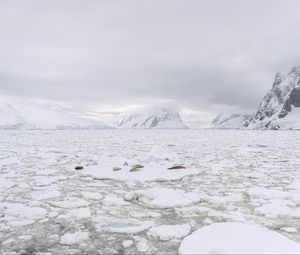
left=115, top=106, right=188, bottom=129
left=211, top=65, right=300, bottom=130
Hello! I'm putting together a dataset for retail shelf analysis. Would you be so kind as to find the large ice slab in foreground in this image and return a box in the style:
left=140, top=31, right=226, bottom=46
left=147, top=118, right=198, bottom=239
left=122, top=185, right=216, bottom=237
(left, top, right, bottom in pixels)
left=179, top=222, right=300, bottom=254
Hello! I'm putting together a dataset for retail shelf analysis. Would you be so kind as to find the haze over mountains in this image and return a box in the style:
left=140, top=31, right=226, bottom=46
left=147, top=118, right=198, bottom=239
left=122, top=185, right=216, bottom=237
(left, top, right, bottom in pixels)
left=1, top=66, right=300, bottom=130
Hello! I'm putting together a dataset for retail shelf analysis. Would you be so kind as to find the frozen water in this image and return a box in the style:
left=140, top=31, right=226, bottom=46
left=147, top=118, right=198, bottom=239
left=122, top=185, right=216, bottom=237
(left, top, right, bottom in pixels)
left=179, top=222, right=300, bottom=254
left=135, top=187, right=201, bottom=208
left=0, top=129, right=300, bottom=254
left=147, top=224, right=191, bottom=241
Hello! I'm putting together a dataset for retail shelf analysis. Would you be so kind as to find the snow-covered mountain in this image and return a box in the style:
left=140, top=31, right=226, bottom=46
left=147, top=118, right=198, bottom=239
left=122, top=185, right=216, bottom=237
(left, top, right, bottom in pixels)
left=210, top=114, right=251, bottom=129
left=211, top=66, right=300, bottom=130
left=0, top=101, right=112, bottom=130
left=115, top=106, right=188, bottom=129
left=246, top=66, right=300, bottom=130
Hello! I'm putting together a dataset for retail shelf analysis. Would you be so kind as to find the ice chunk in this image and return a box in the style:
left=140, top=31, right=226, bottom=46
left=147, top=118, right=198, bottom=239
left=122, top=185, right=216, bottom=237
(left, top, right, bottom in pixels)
left=60, top=231, right=89, bottom=245
left=122, top=240, right=134, bottom=248
left=147, top=224, right=191, bottom=241
left=81, top=159, right=200, bottom=182
left=49, top=197, right=89, bottom=208
left=81, top=191, right=103, bottom=200
left=96, top=219, right=154, bottom=234
left=179, top=222, right=300, bottom=254
left=0, top=176, right=16, bottom=192
left=102, top=194, right=130, bottom=206
left=136, top=240, right=150, bottom=253
left=56, top=207, right=91, bottom=222
left=31, top=188, right=61, bottom=200
left=4, top=203, right=47, bottom=220
left=135, top=187, right=200, bottom=208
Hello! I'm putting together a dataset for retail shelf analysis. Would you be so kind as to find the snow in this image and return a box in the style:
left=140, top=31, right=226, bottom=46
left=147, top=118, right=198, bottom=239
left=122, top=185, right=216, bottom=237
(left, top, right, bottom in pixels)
left=81, top=191, right=104, bottom=200
left=1, top=129, right=300, bottom=254
left=4, top=203, right=48, bottom=220
left=210, top=114, right=250, bottom=129
left=31, top=188, right=61, bottom=200
left=83, top=162, right=200, bottom=182
left=122, top=240, right=134, bottom=248
left=49, top=197, right=89, bottom=208
left=0, top=101, right=111, bottom=130
left=213, top=66, right=300, bottom=130
left=56, top=207, right=92, bottom=222
left=115, top=106, right=188, bottom=129
left=136, top=240, right=150, bottom=252
left=0, top=176, right=16, bottom=192
left=147, top=224, right=191, bottom=241
left=135, top=187, right=200, bottom=208
left=60, top=231, right=89, bottom=245
left=96, top=220, right=154, bottom=234
left=179, top=222, right=300, bottom=254
left=272, top=107, right=300, bottom=129
left=102, top=194, right=130, bottom=206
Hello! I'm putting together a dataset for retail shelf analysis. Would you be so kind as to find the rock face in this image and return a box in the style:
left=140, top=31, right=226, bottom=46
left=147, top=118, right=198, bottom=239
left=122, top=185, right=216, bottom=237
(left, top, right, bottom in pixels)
left=247, top=66, right=300, bottom=130
left=212, top=66, right=300, bottom=130
left=115, top=106, right=188, bottom=129
left=210, top=114, right=251, bottom=129
left=0, top=101, right=112, bottom=130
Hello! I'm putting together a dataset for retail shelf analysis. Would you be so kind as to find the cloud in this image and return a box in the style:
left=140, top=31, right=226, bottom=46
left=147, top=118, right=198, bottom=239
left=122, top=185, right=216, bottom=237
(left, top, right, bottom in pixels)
left=1, top=0, right=300, bottom=126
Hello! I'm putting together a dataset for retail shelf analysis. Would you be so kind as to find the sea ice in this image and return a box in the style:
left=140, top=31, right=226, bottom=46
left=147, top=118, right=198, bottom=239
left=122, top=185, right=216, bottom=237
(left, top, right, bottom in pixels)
left=95, top=219, right=154, bottom=234
left=135, top=187, right=200, bottom=208
left=60, top=231, right=89, bottom=245
left=179, top=222, right=300, bottom=254
left=147, top=224, right=191, bottom=241
left=81, top=157, right=200, bottom=182
left=4, top=203, right=47, bottom=220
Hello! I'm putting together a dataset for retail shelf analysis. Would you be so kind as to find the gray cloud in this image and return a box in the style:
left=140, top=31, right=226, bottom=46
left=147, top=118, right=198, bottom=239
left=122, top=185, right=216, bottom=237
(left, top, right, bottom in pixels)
left=1, top=0, right=300, bottom=126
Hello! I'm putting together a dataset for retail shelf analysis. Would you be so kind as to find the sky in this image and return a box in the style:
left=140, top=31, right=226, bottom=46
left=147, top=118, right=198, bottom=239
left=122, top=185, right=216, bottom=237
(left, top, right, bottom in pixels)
left=1, top=0, right=300, bottom=127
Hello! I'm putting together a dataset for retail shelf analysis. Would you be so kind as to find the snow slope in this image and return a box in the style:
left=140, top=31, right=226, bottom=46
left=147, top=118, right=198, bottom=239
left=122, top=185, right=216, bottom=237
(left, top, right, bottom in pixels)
left=210, top=114, right=251, bottom=129
left=0, top=104, right=31, bottom=129
left=115, top=106, right=188, bottom=129
left=0, top=101, right=111, bottom=130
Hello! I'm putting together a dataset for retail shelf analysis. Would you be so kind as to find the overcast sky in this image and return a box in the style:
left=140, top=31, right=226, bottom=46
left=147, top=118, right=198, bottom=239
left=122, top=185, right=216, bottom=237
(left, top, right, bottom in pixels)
left=1, top=0, right=300, bottom=127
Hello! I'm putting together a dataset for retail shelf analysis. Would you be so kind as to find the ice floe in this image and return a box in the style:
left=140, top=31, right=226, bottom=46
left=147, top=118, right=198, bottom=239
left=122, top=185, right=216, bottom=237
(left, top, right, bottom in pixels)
left=4, top=203, right=47, bottom=220
left=147, top=224, right=191, bottom=241
left=95, top=219, right=154, bottom=234
left=179, top=222, right=300, bottom=254
left=60, top=231, right=89, bottom=245
left=135, top=187, right=201, bottom=208
left=80, top=156, right=201, bottom=182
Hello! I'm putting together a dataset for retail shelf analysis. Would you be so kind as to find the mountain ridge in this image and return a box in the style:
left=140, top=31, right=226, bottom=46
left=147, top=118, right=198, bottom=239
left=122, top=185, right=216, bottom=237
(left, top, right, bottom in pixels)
left=211, top=66, right=300, bottom=130
left=115, top=106, right=188, bottom=129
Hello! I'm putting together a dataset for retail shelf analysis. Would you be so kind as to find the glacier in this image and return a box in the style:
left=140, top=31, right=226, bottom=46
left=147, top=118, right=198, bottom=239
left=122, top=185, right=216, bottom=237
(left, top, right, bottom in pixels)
left=0, top=101, right=111, bottom=130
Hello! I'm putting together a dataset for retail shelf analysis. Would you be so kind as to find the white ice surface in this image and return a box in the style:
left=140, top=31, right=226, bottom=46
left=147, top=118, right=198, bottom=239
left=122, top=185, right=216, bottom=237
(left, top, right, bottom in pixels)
left=1, top=130, right=300, bottom=254
left=60, top=231, right=89, bottom=245
left=135, top=187, right=200, bottom=208
left=82, top=162, right=199, bottom=182
left=179, top=222, right=300, bottom=254
left=147, top=224, right=191, bottom=241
